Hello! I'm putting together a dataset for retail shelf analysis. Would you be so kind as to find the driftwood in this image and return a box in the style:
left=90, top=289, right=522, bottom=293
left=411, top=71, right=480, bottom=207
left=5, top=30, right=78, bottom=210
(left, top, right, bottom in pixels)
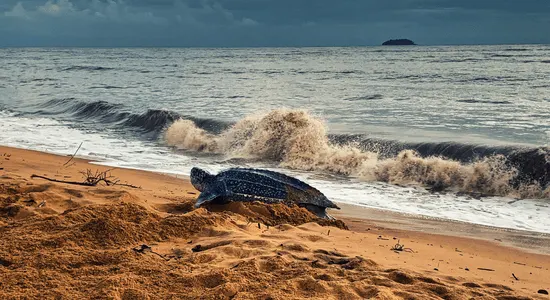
left=31, top=168, right=140, bottom=189
left=31, top=174, right=93, bottom=186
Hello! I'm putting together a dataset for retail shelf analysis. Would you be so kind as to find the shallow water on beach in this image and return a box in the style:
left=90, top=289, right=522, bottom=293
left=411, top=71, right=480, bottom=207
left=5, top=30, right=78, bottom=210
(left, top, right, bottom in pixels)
left=1, top=46, right=549, bottom=232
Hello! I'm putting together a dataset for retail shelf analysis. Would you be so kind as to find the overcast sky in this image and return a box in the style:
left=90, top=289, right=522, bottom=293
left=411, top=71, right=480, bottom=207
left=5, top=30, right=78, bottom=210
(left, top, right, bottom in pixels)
left=1, top=0, right=549, bottom=47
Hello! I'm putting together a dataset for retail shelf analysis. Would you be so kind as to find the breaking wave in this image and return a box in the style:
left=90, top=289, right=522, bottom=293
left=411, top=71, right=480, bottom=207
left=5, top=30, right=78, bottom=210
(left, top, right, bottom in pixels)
left=165, top=109, right=549, bottom=199
left=28, top=99, right=549, bottom=199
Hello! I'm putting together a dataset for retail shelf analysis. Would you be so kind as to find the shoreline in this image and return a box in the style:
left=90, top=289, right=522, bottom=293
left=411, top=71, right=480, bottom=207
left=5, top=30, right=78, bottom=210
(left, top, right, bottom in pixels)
left=1, top=145, right=549, bottom=298
left=5, top=145, right=550, bottom=243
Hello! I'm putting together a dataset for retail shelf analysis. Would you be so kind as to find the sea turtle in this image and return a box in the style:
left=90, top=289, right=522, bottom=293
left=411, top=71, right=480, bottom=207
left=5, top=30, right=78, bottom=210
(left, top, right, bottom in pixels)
left=190, top=167, right=340, bottom=219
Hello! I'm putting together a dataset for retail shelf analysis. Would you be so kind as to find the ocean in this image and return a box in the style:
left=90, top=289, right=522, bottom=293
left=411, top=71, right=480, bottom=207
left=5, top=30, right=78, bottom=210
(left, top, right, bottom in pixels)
left=0, top=45, right=549, bottom=233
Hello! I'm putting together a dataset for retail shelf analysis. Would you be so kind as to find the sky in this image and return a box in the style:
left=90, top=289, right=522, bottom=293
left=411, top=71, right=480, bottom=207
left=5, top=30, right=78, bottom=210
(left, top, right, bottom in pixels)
left=1, top=0, right=549, bottom=47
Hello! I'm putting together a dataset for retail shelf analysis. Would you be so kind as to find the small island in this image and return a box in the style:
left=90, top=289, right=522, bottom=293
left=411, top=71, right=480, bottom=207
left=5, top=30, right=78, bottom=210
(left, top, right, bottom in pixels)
left=382, top=39, right=416, bottom=46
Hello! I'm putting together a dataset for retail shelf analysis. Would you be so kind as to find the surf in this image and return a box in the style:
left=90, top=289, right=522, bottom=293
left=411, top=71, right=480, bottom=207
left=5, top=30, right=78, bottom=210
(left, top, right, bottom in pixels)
left=165, top=109, right=549, bottom=199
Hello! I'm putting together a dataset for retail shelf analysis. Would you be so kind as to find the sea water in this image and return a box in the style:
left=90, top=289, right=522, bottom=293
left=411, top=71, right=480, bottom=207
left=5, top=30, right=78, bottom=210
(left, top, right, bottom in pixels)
left=1, top=46, right=549, bottom=232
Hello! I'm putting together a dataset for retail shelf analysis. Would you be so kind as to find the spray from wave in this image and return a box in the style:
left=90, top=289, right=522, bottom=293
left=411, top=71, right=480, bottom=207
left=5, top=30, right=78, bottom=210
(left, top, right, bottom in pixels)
left=165, top=109, right=549, bottom=199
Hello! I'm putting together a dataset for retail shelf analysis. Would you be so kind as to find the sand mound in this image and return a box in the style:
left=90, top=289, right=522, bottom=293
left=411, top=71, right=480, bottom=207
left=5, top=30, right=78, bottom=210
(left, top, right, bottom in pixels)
left=200, top=201, right=348, bottom=230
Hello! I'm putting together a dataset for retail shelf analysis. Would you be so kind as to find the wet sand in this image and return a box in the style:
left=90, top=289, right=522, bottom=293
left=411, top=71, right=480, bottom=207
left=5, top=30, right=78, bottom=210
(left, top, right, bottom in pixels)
left=1, top=145, right=549, bottom=299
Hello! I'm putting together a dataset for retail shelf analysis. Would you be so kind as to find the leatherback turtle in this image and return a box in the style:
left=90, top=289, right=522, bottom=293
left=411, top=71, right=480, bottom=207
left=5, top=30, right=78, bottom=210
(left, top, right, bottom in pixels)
left=190, top=167, right=340, bottom=219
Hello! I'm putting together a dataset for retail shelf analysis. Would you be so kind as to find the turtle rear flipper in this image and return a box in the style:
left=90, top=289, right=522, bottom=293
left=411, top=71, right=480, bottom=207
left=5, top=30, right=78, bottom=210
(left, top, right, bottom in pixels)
left=302, top=204, right=334, bottom=220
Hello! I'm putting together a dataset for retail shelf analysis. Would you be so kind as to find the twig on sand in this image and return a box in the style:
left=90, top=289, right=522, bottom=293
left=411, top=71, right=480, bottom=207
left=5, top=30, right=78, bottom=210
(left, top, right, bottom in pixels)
left=391, top=240, right=414, bottom=253
left=133, top=244, right=170, bottom=261
left=477, top=268, right=495, bottom=272
left=64, top=162, right=76, bottom=168
left=512, top=273, right=519, bottom=281
left=63, top=142, right=83, bottom=167
left=31, top=168, right=140, bottom=189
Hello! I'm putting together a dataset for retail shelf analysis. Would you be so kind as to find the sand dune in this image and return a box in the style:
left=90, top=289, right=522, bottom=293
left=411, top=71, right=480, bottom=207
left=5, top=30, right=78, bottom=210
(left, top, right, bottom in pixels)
left=0, top=146, right=548, bottom=299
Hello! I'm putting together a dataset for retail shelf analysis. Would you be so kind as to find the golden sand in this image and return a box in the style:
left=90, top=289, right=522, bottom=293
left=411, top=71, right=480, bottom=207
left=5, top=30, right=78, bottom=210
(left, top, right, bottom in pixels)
left=0, top=146, right=548, bottom=299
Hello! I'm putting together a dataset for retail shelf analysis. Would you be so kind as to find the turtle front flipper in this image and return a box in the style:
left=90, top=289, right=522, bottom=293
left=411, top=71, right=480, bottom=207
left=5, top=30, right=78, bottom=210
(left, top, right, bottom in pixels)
left=194, top=191, right=219, bottom=208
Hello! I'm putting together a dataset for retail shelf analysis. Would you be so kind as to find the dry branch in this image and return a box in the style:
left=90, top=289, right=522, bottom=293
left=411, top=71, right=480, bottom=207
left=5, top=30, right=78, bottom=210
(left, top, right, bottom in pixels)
left=31, top=168, right=140, bottom=189
left=391, top=240, right=414, bottom=253
left=63, top=142, right=83, bottom=167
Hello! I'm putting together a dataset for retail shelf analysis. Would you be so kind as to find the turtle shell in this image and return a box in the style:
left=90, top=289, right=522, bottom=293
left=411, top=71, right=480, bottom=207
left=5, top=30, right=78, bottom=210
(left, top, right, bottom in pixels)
left=214, top=168, right=339, bottom=209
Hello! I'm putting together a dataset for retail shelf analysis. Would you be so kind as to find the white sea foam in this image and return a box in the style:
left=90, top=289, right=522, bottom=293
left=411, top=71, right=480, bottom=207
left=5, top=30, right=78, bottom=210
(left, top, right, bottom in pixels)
left=165, top=109, right=548, bottom=199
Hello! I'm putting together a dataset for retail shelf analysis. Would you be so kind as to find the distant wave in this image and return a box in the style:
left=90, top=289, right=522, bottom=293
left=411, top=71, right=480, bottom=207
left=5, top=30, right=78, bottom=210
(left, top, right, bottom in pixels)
left=293, top=70, right=364, bottom=75
left=458, top=76, right=528, bottom=83
left=345, top=94, right=384, bottom=101
left=472, top=76, right=506, bottom=82
left=436, top=58, right=482, bottom=63
left=262, top=70, right=284, bottom=75
left=491, top=54, right=515, bottom=58
left=502, top=48, right=530, bottom=52
left=62, top=66, right=115, bottom=71
left=88, top=85, right=126, bottom=90
left=31, top=99, right=549, bottom=198
left=19, top=78, right=57, bottom=84
left=381, top=74, right=442, bottom=80
left=35, top=98, right=231, bottom=134
left=456, top=99, right=512, bottom=105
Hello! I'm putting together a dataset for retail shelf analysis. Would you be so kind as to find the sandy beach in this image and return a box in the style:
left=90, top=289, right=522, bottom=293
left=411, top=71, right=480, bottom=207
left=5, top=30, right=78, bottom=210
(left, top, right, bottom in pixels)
left=1, top=145, right=549, bottom=299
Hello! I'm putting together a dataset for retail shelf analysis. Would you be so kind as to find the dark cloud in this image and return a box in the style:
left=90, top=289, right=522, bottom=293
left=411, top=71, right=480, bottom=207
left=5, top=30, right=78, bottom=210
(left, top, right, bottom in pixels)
left=1, top=0, right=549, bottom=46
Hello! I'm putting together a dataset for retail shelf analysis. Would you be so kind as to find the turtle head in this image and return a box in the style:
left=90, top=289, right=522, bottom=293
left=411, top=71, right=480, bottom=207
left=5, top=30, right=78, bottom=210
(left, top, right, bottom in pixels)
left=190, top=167, right=214, bottom=192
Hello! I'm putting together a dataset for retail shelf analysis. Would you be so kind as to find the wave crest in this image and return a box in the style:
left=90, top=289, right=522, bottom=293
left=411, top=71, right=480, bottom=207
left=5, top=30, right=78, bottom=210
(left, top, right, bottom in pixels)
left=164, top=109, right=549, bottom=199
left=165, top=119, right=217, bottom=152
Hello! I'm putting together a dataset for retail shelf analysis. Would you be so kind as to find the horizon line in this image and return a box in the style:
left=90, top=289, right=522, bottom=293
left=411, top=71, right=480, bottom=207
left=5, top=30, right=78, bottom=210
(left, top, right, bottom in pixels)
left=1, top=42, right=549, bottom=49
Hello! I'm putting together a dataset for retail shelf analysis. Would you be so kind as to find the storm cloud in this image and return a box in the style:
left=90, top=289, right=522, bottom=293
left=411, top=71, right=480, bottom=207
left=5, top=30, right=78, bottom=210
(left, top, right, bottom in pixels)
left=1, top=0, right=549, bottom=46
